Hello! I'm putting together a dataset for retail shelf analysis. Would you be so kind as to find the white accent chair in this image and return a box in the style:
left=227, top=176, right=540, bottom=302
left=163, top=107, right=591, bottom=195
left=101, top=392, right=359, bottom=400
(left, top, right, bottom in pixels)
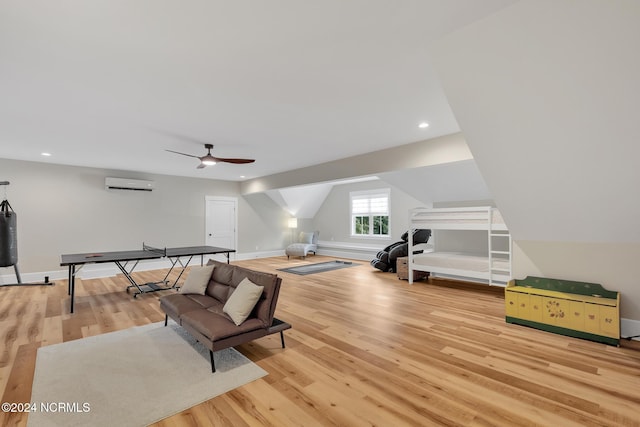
left=286, top=231, right=319, bottom=259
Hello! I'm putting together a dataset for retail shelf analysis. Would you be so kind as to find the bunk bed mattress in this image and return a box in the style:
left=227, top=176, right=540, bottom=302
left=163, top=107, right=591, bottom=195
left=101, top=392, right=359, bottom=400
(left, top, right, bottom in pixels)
left=412, top=252, right=509, bottom=272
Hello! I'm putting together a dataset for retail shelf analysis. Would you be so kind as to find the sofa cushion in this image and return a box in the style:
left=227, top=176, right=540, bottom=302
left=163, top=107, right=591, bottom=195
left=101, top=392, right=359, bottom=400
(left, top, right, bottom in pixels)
left=206, top=259, right=280, bottom=327
left=223, top=278, right=264, bottom=326
left=181, top=309, right=264, bottom=341
left=285, top=243, right=310, bottom=257
left=209, top=262, right=234, bottom=289
left=230, top=265, right=279, bottom=327
left=180, top=265, right=215, bottom=295
left=160, top=293, right=220, bottom=320
left=208, top=281, right=230, bottom=303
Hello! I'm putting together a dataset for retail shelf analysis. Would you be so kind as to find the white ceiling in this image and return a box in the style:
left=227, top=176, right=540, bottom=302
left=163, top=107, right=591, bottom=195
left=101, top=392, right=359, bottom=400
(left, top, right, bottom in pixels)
left=0, top=0, right=516, bottom=182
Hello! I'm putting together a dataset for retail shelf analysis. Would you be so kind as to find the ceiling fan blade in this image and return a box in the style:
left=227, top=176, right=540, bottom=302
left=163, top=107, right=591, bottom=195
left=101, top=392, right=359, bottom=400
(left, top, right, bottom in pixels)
left=165, top=149, right=200, bottom=159
left=166, top=144, right=255, bottom=167
left=212, top=157, right=256, bottom=164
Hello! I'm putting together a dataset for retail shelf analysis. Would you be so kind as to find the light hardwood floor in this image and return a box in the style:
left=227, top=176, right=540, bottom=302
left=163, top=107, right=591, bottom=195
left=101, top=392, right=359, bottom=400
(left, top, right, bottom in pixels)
left=1, top=255, right=639, bottom=426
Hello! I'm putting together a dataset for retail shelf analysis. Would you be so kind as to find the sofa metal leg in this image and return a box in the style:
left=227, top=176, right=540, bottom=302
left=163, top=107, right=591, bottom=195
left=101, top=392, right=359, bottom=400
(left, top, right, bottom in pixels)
left=164, top=314, right=168, bottom=326
left=209, top=350, right=216, bottom=373
left=280, top=331, right=286, bottom=348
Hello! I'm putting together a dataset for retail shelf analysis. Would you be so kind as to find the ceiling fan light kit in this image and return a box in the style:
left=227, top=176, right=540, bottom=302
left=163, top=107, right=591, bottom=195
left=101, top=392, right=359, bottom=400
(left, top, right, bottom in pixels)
left=201, top=156, right=216, bottom=166
left=165, top=143, right=255, bottom=169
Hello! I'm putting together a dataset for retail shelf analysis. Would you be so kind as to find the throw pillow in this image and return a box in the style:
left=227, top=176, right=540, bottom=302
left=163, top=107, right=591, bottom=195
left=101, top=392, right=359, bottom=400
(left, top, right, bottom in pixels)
left=223, top=277, right=264, bottom=326
left=179, top=265, right=214, bottom=295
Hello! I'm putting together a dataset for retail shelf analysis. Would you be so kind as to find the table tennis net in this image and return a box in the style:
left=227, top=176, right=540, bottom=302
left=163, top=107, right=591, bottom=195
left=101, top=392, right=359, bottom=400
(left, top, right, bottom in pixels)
left=142, top=243, right=167, bottom=256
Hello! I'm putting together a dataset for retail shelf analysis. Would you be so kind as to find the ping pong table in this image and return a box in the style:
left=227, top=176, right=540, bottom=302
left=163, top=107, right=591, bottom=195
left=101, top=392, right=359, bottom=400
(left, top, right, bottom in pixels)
left=60, top=244, right=235, bottom=313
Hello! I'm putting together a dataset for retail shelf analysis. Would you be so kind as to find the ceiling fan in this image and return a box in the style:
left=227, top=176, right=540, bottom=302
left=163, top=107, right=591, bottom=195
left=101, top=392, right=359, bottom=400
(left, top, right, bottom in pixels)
left=165, top=144, right=255, bottom=168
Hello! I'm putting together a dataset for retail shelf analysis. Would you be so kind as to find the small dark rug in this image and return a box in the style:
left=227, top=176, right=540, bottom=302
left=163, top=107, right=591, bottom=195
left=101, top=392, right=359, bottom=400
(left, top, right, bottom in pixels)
left=278, top=260, right=359, bottom=275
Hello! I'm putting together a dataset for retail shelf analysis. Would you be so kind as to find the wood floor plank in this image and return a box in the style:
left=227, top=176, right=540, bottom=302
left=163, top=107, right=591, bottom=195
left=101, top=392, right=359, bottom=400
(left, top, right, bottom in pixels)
left=0, top=342, right=39, bottom=427
left=1, top=255, right=639, bottom=426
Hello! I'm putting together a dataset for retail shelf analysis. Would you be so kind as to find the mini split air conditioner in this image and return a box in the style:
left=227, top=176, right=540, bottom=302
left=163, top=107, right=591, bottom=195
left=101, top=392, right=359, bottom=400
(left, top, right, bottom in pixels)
left=105, top=177, right=155, bottom=191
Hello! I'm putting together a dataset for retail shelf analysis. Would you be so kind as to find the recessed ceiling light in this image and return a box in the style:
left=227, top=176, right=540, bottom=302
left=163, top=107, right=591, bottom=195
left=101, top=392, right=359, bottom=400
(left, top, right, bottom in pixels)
left=41, top=152, right=52, bottom=156
left=418, top=122, right=429, bottom=129
left=240, top=175, right=245, bottom=179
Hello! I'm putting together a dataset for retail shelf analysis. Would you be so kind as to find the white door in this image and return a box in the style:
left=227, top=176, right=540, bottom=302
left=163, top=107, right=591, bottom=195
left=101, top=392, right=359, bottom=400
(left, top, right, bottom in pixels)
left=205, top=197, right=237, bottom=261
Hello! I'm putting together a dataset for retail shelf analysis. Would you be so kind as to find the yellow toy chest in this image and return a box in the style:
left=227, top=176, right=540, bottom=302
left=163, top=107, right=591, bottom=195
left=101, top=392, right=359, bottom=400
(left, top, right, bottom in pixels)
left=505, top=276, right=619, bottom=345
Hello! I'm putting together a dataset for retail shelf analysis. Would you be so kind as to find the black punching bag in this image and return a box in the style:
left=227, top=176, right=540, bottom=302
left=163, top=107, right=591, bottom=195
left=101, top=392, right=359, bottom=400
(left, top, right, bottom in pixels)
left=0, top=199, right=18, bottom=268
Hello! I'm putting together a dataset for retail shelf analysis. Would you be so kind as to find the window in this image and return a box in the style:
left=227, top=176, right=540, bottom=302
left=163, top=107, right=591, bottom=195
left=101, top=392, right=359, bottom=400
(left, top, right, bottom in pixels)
left=350, top=189, right=390, bottom=237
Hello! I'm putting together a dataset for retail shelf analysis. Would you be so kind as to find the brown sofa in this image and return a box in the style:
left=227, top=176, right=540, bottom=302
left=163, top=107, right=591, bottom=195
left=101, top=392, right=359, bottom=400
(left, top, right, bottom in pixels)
left=159, top=259, right=291, bottom=372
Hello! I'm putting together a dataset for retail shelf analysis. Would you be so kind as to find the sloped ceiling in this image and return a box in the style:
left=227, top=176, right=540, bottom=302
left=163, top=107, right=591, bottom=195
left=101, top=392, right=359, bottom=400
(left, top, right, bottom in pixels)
left=260, top=134, right=483, bottom=218
left=378, top=159, right=492, bottom=205
left=430, top=0, right=640, bottom=243
left=266, top=184, right=333, bottom=219
left=265, top=160, right=492, bottom=218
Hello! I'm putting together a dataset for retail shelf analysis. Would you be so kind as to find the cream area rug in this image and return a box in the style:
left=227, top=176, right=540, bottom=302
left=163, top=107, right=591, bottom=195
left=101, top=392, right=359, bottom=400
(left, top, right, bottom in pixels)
left=28, top=321, right=267, bottom=427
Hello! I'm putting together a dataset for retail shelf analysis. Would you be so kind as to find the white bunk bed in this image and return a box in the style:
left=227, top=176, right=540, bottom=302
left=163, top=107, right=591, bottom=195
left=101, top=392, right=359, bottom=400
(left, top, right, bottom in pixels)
left=408, top=206, right=512, bottom=286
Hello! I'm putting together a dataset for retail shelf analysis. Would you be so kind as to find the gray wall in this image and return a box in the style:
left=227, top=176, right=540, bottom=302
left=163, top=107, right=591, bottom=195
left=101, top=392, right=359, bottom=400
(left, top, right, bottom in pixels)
left=312, top=179, right=424, bottom=246
left=0, top=158, right=284, bottom=275
left=241, top=192, right=293, bottom=253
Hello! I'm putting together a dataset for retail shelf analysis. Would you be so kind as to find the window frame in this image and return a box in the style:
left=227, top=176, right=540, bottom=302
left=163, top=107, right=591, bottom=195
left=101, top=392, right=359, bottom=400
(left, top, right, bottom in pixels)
left=349, top=188, right=390, bottom=238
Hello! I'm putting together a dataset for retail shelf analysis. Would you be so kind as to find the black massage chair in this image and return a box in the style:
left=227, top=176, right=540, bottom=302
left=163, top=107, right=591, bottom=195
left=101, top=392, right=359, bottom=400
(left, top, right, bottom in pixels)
left=370, top=229, right=431, bottom=273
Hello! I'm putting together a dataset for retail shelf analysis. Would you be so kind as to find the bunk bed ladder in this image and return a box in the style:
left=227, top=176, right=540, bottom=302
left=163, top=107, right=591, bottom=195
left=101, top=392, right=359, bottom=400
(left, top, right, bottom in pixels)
left=488, top=207, right=511, bottom=286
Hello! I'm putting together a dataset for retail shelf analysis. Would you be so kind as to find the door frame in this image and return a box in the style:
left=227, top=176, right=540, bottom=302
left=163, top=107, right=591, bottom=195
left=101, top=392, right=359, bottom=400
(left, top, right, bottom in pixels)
left=205, top=196, right=238, bottom=261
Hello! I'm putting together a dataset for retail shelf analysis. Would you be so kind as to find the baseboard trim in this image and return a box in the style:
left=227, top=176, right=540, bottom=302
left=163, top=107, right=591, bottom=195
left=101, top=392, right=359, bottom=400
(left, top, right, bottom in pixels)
left=0, top=268, right=67, bottom=285
left=316, top=240, right=380, bottom=261
left=235, top=250, right=284, bottom=260
left=0, top=251, right=281, bottom=284
left=316, top=249, right=374, bottom=262
left=621, top=318, right=640, bottom=341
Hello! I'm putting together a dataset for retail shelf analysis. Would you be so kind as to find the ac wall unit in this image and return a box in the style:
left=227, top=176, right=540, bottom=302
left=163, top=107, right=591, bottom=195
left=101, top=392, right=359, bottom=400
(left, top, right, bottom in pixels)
left=105, top=177, right=155, bottom=191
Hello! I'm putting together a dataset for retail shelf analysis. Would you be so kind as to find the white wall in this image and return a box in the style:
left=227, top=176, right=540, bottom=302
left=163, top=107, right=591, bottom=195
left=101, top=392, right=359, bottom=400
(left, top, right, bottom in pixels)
left=430, top=0, right=640, bottom=321
left=312, top=179, right=425, bottom=258
left=0, top=158, right=284, bottom=277
left=431, top=0, right=640, bottom=243
left=513, top=241, right=640, bottom=322
left=240, top=192, right=294, bottom=253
